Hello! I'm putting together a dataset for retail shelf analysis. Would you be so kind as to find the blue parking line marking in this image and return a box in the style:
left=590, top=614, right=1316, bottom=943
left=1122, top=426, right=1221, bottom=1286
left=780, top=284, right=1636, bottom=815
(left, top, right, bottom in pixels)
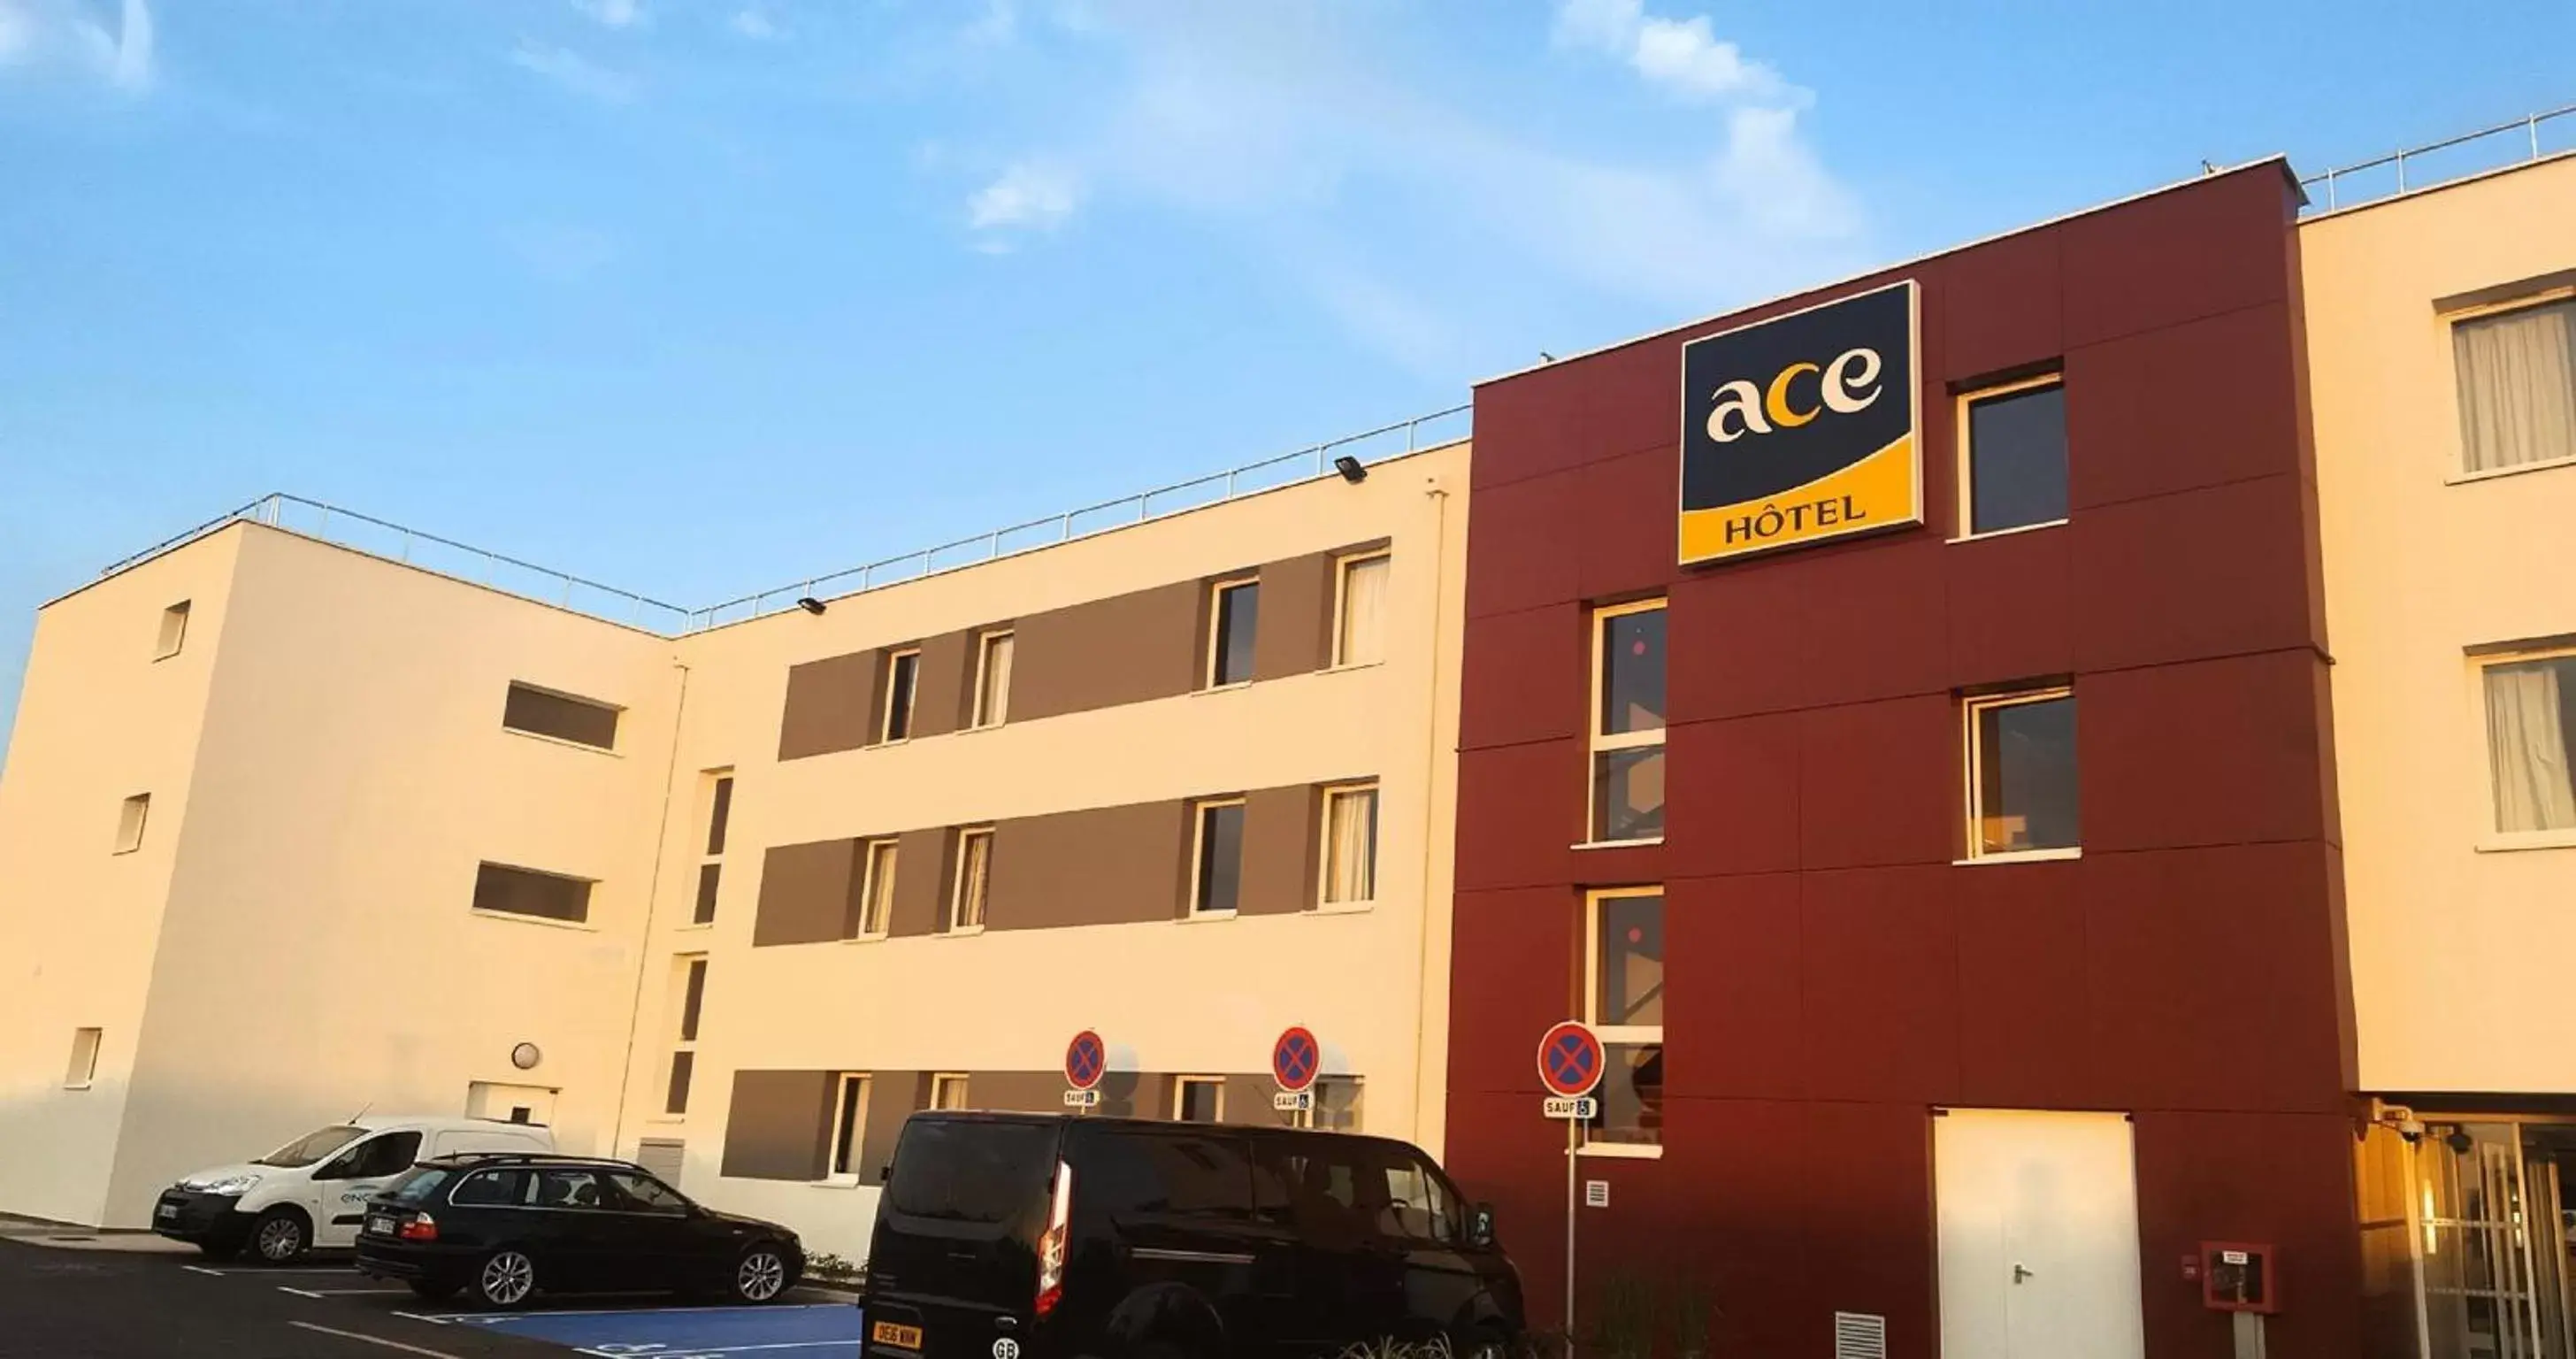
left=446, top=1302, right=866, bottom=1355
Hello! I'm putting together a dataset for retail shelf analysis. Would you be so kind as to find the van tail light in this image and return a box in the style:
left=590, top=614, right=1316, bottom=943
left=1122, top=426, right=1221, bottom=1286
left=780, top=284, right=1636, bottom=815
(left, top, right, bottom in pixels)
left=396, top=1213, right=439, bottom=1242
left=1033, top=1160, right=1072, bottom=1319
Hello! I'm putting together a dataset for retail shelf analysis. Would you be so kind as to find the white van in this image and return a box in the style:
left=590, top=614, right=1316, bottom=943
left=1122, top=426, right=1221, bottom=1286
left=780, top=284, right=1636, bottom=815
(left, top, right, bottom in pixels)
left=152, top=1116, right=555, bottom=1263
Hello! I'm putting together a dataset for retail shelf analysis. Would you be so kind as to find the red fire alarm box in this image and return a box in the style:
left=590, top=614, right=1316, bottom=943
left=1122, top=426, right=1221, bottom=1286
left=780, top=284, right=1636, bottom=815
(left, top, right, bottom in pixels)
left=2201, top=1241, right=2277, bottom=1314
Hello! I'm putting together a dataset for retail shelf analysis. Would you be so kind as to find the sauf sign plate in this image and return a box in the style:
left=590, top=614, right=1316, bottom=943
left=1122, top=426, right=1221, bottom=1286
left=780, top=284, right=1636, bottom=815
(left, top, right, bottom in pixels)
left=1677, top=280, right=1920, bottom=565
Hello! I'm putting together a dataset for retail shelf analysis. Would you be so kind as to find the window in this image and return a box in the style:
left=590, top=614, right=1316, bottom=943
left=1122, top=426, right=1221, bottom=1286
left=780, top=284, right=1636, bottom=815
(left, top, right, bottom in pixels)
left=1175, top=1077, right=1225, bottom=1123
left=855, top=839, right=900, bottom=938
left=452, top=1169, right=533, bottom=1207
left=502, top=682, right=621, bottom=750
left=1092, top=1132, right=1254, bottom=1221
left=666, top=1053, right=695, bottom=1117
left=949, top=829, right=993, bottom=931
left=884, top=1118, right=1054, bottom=1223
left=2454, top=296, right=2576, bottom=474
left=882, top=649, right=921, bottom=742
left=1296, top=1077, right=1363, bottom=1132
left=1958, top=374, right=2070, bottom=536
left=972, top=631, right=1015, bottom=728
left=1321, top=783, right=1379, bottom=906
left=472, top=863, right=594, bottom=925
left=609, top=1171, right=689, bottom=1213
left=827, top=1074, right=872, bottom=1180
left=1964, top=687, right=2081, bottom=859
left=534, top=1168, right=607, bottom=1209
left=1584, top=887, right=1665, bottom=1154
left=678, top=957, right=708, bottom=1041
left=1208, top=579, right=1260, bottom=687
left=929, top=1073, right=970, bottom=1110
left=320, top=1131, right=423, bottom=1181
left=64, top=1028, right=101, bottom=1089
left=2483, top=651, right=2576, bottom=834
left=1334, top=553, right=1392, bottom=668
left=1192, top=800, right=1246, bottom=915
left=154, top=601, right=190, bottom=660
left=112, top=794, right=150, bottom=855
left=694, top=772, right=732, bottom=925
left=1377, top=1152, right=1464, bottom=1245
left=664, top=956, right=707, bottom=1116
left=1588, top=602, right=1667, bottom=843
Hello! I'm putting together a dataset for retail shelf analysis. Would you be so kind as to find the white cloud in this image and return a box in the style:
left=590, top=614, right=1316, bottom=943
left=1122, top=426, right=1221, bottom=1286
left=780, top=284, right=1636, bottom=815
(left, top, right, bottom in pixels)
left=572, top=0, right=644, bottom=30
left=729, top=7, right=778, bottom=40
left=0, top=0, right=153, bottom=92
left=966, top=161, right=1080, bottom=240
left=510, top=40, right=637, bottom=103
left=1553, top=0, right=1786, bottom=104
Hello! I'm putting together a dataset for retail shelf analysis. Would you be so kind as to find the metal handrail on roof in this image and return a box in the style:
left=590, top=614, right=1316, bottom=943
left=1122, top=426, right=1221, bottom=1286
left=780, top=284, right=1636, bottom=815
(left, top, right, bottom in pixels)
left=2300, top=103, right=2576, bottom=213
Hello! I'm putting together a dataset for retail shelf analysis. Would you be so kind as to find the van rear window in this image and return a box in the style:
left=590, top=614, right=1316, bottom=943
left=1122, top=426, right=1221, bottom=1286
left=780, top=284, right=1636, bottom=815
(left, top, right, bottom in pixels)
left=886, top=1121, right=1054, bottom=1225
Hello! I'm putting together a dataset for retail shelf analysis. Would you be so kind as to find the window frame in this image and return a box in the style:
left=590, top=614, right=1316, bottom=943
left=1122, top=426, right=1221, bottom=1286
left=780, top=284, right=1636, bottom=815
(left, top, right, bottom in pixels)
left=662, top=955, right=708, bottom=1118
left=928, top=1072, right=970, bottom=1111
left=1581, top=887, right=1666, bottom=1159
left=65, top=1027, right=102, bottom=1090
left=948, top=827, right=993, bottom=933
left=825, top=1073, right=872, bottom=1183
left=1317, top=781, right=1382, bottom=909
left=1584, top=599, right=1668, bottom=848
left=1952, top=372, right=2071, bottom=542
left=1330, top=551, right=1392, bottom=670
left=1205, top=577, right=1261, bottom=690
left=1960, top=686, right=2083, bottom=864
left=971, top=630, right=1016, bottom=729
left=500, top=681, right=623, bottom=753
left=692, top=772, right=732, bottom=927
left=1172, top=1076, right=1226, bottom=1124
left=112, top=794, right=150, bottom=856
left=880, top=649, right=923, bottom=744
left=2445, top=288, right=2576, bottom=484
left=854, top=837, right=900, bottom=939
left=154, top=601, right=190, bottom=661
left=2474, top=644, right=2576, bottom=850
left=1188, top=797, right=1247, bottom=918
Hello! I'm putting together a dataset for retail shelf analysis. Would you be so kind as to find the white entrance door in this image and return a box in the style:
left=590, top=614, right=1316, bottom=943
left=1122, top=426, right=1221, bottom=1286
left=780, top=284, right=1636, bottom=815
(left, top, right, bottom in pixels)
left=1936, top=1109, right=2147, bottom=1359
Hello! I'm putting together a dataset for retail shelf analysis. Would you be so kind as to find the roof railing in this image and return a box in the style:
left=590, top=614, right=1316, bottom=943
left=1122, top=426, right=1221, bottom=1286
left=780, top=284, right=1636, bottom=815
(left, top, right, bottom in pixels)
left=2300, top=103, right=2576, bottom=214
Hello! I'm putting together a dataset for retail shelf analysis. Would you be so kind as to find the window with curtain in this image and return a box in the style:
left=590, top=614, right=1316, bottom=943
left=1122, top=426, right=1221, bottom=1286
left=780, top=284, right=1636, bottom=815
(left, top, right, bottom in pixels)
left=1322, top=783, right=1379, bottom=905
left=1589, top=601, right=1667, bottom=843
left=2484, top=654, right=2576, bottom=834
left=972, top=631, right=1015, bottom=728
left=2454, top=297, right=2576, bottom=474
left=1335, top=554, right=1391, bottom=667
left=950, top=828, right=993, bottom=930
left=1584, top=887, right=1664, bottom=1153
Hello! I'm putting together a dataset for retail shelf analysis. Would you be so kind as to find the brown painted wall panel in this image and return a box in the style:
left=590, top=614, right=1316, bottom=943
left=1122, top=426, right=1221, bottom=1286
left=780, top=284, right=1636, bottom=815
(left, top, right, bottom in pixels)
left=854, top=1069, right=918, bottom=1183
left=1238, top=784, right=1319, bottom=916
left=751, top=839, right=859, bottom=947
left=886, top=827, right=954, bottom=939
left=961, top=1071, right=1068, bottom=1115
left=1253, top=552, right=1335, bottom=681
left=778, top=650, right=883, bottom=760
left=719, top=1070, right=834, bottom=1181
left=910, top=630, right=976, bottom=739
left=986, top=801, right=1191, bottom=930
left=1010, top=581, right=1204, bottom=721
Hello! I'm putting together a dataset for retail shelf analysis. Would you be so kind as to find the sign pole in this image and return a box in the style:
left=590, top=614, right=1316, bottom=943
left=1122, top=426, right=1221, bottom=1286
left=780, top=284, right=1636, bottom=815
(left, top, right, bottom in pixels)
left=1535, top=1019, right=1603, bottom=1343
left=1564, top=1109, right=1578, bottom=1338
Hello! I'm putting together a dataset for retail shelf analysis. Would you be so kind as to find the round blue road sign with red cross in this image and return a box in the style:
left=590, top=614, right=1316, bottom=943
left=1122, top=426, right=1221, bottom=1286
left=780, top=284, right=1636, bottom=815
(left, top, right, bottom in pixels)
left=1537, top=1020, right=1604, bottom=1099
left=1065, top=1030, right=1107, bottom=1092
left=1272, top=1026, right=1321, bottom=1094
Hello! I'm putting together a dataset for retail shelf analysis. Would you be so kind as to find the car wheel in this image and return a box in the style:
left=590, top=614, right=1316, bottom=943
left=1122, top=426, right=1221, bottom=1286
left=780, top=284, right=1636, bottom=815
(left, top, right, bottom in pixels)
left=248, top=1209, right=310, bottom=1265
left=408, top=1279, right=462, bottom=1303
left=732, top=1243, right=792, bottom=1303
left=472, top=1250, right=539, bottom=1309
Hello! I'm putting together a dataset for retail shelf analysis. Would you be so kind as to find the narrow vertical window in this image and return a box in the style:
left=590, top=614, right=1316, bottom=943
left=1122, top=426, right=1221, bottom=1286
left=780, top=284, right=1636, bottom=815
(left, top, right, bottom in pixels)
left=1192, top=799, right=1246, bottom=916
left=1175, top=1077, right=1224, bottom=1124
left=1208, top=579, right=1261, bottom=687
left=2482, top=652, right=2576, bottom=834
left=949, top=828, right=993, bottom=931
left=1333, top=553, right=1392, bottom=668
left=1957, top=374, right=2070, bottom=537
left=154, top=602, right=190, bottom=660
left=828, top=1074, right=871, bottom=1180
left=2453, top=296, right=2576, bottom=473
left=1320, top=783, right=1380, bottom=906
left=112, top=795, right=150, bottom=855
left=1583, top=888, right=1665, bottom=1154
left=65, top=1028, right=103, bottom=1089
left=1964, top=687, right=2082, bottom=858
left=882, top=649, right=921, bottom=742
left=929, top=1073, right=970, bottom=1110
left=694, top=772, right=732, bottom=925
left=664, top=956, right=707, bottom=1116
left=854, top=839, right=900, bottom=938
left=972, top=631, right=1016, bottom=729
left=1588, top=601, right=1666, bottom=843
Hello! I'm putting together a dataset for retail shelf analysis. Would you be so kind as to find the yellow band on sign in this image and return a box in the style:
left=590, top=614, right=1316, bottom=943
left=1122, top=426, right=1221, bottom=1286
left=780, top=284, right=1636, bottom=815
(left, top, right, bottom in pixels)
left=1678, top=434, right=1915, bottom=564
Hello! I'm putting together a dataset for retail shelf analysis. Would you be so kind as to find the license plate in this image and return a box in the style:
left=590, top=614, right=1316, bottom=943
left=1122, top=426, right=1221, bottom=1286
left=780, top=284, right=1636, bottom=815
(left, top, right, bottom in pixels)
left=156, top=1204, right=178, bottom=1220
left=365, top=1216, right=395, bottom=1236
left=870, top=1320, right=924, bottom=1349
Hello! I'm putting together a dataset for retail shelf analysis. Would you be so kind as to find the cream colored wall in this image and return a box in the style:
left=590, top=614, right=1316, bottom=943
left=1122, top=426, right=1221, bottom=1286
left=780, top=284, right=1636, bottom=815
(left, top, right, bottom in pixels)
left=619, top=442, right=1469, bottom=1263
left=97, top=526, right=678, bottom=1225
left=0, top=534, right=242, bottom=1225
left=2304, top=155, right=2576, bottom=1094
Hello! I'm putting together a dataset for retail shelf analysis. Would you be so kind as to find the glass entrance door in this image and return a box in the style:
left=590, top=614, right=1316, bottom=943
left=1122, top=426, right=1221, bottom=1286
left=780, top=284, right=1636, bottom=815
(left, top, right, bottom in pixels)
left=2407, top=1122, right=2576, bottom=1359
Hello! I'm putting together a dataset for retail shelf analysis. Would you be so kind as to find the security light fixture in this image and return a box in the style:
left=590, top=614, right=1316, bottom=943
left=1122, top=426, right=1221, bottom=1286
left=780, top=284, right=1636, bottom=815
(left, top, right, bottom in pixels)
left=1334, top=456, right=1368, bottom=484
left=510, top=1041, right=541, bottom=1071
left=796, top=596, right=827, bottom=616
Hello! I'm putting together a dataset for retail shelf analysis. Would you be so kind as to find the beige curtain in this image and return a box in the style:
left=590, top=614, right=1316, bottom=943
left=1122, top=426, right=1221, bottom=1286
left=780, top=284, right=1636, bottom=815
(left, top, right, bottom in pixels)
left=978, top=633, right=1014, bottom=726
left=954, top=833, right=992, bottom=927
left=2455, top=300, right=2576, bottom=472
left=1338, top=557, right=1390, bottom=666
left=2487, top=660, right=2576, bottom=833
left=862, top=843, right=898, bottom=934
left=1324, top=788, right=1378, bottom=903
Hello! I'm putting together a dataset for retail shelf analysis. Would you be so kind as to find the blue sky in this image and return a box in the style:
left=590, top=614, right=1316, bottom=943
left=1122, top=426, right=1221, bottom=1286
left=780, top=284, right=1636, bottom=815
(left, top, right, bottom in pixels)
left=3, top=0, right=2572, bottom=759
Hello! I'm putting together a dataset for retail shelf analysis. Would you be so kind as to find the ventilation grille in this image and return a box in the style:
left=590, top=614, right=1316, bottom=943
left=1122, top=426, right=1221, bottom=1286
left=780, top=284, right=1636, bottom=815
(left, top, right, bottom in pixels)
left=1833, top=1312, right=1889, bottom=1359
left=635, top=1138, right=686, bottom=1186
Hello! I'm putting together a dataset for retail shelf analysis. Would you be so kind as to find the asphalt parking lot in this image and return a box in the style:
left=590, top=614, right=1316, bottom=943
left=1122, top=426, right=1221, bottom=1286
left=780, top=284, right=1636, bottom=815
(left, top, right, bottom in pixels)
left=0, top=1236, right=865, bottom=1359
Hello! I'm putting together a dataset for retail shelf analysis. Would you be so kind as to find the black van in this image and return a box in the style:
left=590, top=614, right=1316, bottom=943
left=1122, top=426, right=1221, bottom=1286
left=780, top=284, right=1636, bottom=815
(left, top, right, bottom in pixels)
left=859, top=1112, right=1523, bottom=1359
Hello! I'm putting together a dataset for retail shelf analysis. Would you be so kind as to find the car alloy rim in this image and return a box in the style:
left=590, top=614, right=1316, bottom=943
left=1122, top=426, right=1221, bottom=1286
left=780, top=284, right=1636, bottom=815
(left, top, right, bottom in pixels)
left=257, top=1218, right=301, bottom=1259
left=739, top=1251, right=785, bottom=1301
left=482, top=1252, right=534, bottom=1305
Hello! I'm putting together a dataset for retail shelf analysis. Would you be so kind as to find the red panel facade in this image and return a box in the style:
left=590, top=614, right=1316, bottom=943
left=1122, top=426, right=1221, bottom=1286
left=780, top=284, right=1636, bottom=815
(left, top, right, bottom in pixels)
left=1444, top=165, right=2360, bottom=1357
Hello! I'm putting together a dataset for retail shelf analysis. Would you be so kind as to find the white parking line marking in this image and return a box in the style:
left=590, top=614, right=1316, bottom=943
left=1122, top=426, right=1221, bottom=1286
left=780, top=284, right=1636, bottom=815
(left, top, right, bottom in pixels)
left=390, top=1312, right=453, bottom=1325
left=180, top=1265, right=227, bottom=1277
left=311, top=1287, right=413, bottom=1295
left=438, top=1302, right=848, bottom=1323
left=288, top=1321, right=468, bottom=1358
left=280, top=1286, right=326, bottom=1298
